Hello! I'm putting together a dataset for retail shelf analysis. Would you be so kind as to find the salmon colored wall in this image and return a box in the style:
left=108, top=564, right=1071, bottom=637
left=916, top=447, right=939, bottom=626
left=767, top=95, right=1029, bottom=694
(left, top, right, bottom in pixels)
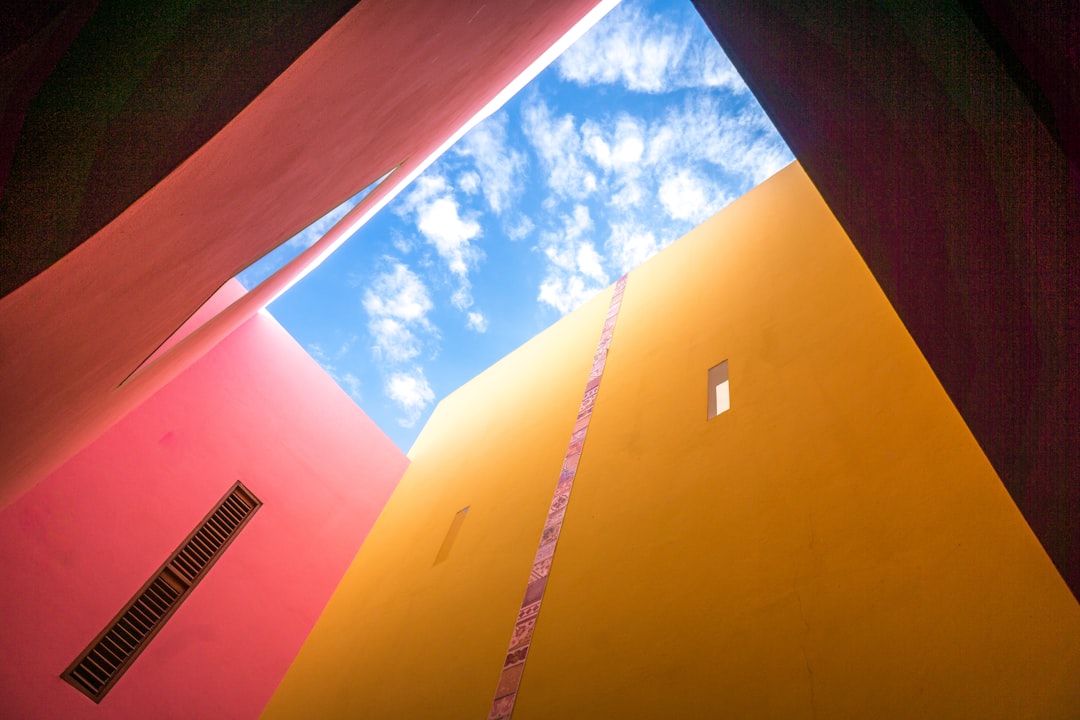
left=0, top=301, right=408, bottom=718
left=262, top=163, right=1080, bottom=719
left=0, top=0, right=604, bottom=512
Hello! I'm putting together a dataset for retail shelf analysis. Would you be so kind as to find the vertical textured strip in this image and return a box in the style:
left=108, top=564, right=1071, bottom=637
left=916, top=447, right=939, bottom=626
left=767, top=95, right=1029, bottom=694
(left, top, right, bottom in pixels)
left=488, top=275, right=628, bottom=720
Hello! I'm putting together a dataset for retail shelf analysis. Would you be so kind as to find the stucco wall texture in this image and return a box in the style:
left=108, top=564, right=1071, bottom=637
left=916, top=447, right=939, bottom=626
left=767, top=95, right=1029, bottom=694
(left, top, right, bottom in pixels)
left=0, top=289, right=408, bottom=719
left=263, top=163, right=1080, bottom=719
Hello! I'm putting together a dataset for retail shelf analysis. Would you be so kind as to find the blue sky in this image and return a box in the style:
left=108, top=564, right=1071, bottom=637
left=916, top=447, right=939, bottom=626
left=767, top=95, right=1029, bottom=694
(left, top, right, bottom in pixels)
left=238, top=0, right=792, bottom=452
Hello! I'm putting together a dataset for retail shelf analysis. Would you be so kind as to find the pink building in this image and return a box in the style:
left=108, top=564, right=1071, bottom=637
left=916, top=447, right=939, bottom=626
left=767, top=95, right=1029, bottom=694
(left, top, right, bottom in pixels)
left=0, top=282, right=407, bottom=718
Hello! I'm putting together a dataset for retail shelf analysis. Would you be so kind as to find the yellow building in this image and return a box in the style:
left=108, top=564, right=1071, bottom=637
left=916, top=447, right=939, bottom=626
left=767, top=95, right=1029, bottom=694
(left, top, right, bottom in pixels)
left=263, top=164, right=1080, bottom=719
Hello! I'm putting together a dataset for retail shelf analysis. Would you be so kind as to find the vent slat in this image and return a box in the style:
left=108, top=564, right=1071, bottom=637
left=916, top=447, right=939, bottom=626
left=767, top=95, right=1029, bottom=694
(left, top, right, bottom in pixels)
left=218, top=501, right=244, bottom=526
left=213, top=514, right=238, bottom=535
left=193, top=527, right=218, bottom=548
left=140, top=594, right=168, bottom=620
left=99, top=635, right=129, bottom=662
left=108, top=624, right=138, bottom=651
left=85, top=651, right=116, bottom=677
left=190, top=532, right=219, bottom=558
left=139, top=587, right=168, bottom=615
left=193, top=528, right=220, bottom=552
left=230, top=494, right=253, bottom=517
left=123, top=606, right=153, bottom=635
left=71, top=666, right=102, bottom=693
left=151, top=581, right=180, bottom=606
left=189, top=536, right=215, bottom=560
left=182, top=541, right=210, bottom=566
left=177, top=550, right=207, bottom=576
left=77, top=655, right=110, bottom=684
left=145, top=581, right=176, bottom=609
left=116, top=612, right=144, bottom=634
left=200, top=520, right=227, bottom=545
left=207, top=515, right=234, bottom=540
left=228, top=494, right=251, bottom=515
left=132, top=600, right=164, bottom=626
left=171, top=555, right=198, bottom=581
left=135, top=596, right=166, bottom=624
left=193, top=537, right=222, bottom=561
left=177, top=551, right=204, bottom=577
left=89, top=646, right=119, bottom=672
left=118, top=608, right=148, bottom=636
left=213, top=510, right=237, bottom=532
left=231, top=491, right=253, bottom=511
left=133, top=595, right=161, bottom=620
left=63, top=483, right=260, bottom=703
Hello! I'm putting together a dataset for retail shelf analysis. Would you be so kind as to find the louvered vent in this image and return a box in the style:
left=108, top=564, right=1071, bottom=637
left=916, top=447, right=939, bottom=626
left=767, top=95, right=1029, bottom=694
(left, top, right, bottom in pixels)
left=62, top=482, right=260, bottom=702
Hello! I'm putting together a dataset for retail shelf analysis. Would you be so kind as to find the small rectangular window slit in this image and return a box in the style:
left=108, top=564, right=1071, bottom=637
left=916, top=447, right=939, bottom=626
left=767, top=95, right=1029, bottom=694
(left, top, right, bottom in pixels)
left=708, top=360, right=730, bottom=419
left=61, top=481, right=260, bottom=703
left=434, top=506, right=470, bottom=565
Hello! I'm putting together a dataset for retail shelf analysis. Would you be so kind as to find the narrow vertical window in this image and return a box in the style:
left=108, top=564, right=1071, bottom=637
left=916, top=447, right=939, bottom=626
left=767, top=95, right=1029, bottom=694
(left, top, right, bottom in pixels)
left=62, top=482, right=260, bottom=702
left=708, top=360, right=730, bottom=418
left=434, top=506, right=470, bottom=565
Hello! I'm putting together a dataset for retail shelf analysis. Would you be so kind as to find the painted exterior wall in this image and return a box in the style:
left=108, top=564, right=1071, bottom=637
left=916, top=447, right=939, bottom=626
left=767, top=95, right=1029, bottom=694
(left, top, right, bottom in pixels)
left=262, top=163, right=1080, bottom=718
left=0, top=292, right=408, bottom=718
left=692, top=0, right=1080, bottom=596
left=262, top=283, right=614, bottom=719
left=0, top=0, right=606, bottom=510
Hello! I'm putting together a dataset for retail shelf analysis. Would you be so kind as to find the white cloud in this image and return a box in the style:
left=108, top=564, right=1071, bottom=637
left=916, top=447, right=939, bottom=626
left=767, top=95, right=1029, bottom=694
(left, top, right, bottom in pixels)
left=363, top=264, right=434, bottom=362
left=451, top=284, right=473, bottom=311
left=647, top=96, right=792, bottom=187
left=368, top=317, right=421, bottom=362
left=609, top=180, right=645, bottom=210
left=606, top=222, right=663, bottom=274
left=455, top=112, right=526, bottom=214
left=577, top=114, right=653, bottom=218
left=506, top=215, right=535, bottom=241
left=362, top=263, right=433, bottom=322
left=658, top=168, right=725, bottom=222
left=385, top=368, right=435, bottom=427
left=522, top=100, right=598, bottom=199
left=538, top=275, right=605, bottom=316
left=575, top=242, right=606, bottom=282
left=581, top=115, right=645, bottom=174
left=401, top=175, right=484, bottom=277
left=458, top=170, right=481, bottom=195
left=416, top=197, right=482, bottom=275
left=556, top=4, right=747, bottom=94
left=466, top=311, right=488, bottom=333
left=391, top=230, right=413, bottom=254
left=536, top=205, right=610, bottom=314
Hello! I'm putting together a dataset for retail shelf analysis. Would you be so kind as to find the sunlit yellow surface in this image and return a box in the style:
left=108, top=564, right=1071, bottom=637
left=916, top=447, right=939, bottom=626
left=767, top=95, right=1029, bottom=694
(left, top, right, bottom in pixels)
left=263, top=164, right=1080, bottom=719
left=261, top=284, right=611, bottom=719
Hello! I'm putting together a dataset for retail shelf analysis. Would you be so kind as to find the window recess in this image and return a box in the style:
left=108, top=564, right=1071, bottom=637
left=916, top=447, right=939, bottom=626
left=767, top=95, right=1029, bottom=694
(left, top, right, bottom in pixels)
left=708, top=360, right=730, bottom=419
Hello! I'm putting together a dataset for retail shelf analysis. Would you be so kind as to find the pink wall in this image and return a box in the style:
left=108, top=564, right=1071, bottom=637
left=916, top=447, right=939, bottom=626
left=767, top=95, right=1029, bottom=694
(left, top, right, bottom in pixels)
left=0, top=303, right=408, bottom=718
left=0, top=0, right=603, bottom=511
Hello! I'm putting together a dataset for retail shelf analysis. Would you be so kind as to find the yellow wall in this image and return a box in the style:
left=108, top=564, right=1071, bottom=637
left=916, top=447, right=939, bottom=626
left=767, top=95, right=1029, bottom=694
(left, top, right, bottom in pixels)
left=262, top=163, right=1080, bottom=719
left=261, top=283, right=613, bottom=718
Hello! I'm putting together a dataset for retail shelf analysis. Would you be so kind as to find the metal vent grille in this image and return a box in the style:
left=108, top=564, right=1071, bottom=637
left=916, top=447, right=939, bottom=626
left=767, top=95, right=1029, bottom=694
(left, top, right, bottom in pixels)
left=62, top=482, right=260, bottom=702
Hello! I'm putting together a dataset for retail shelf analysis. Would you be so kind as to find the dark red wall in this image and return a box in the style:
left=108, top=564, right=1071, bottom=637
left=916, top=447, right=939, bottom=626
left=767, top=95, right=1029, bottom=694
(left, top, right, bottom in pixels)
left=0, top=0, right=360, bottom=295
left=692, top=0, right=1079, bottom=596
left=0, top=286, right=408, bottom=718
